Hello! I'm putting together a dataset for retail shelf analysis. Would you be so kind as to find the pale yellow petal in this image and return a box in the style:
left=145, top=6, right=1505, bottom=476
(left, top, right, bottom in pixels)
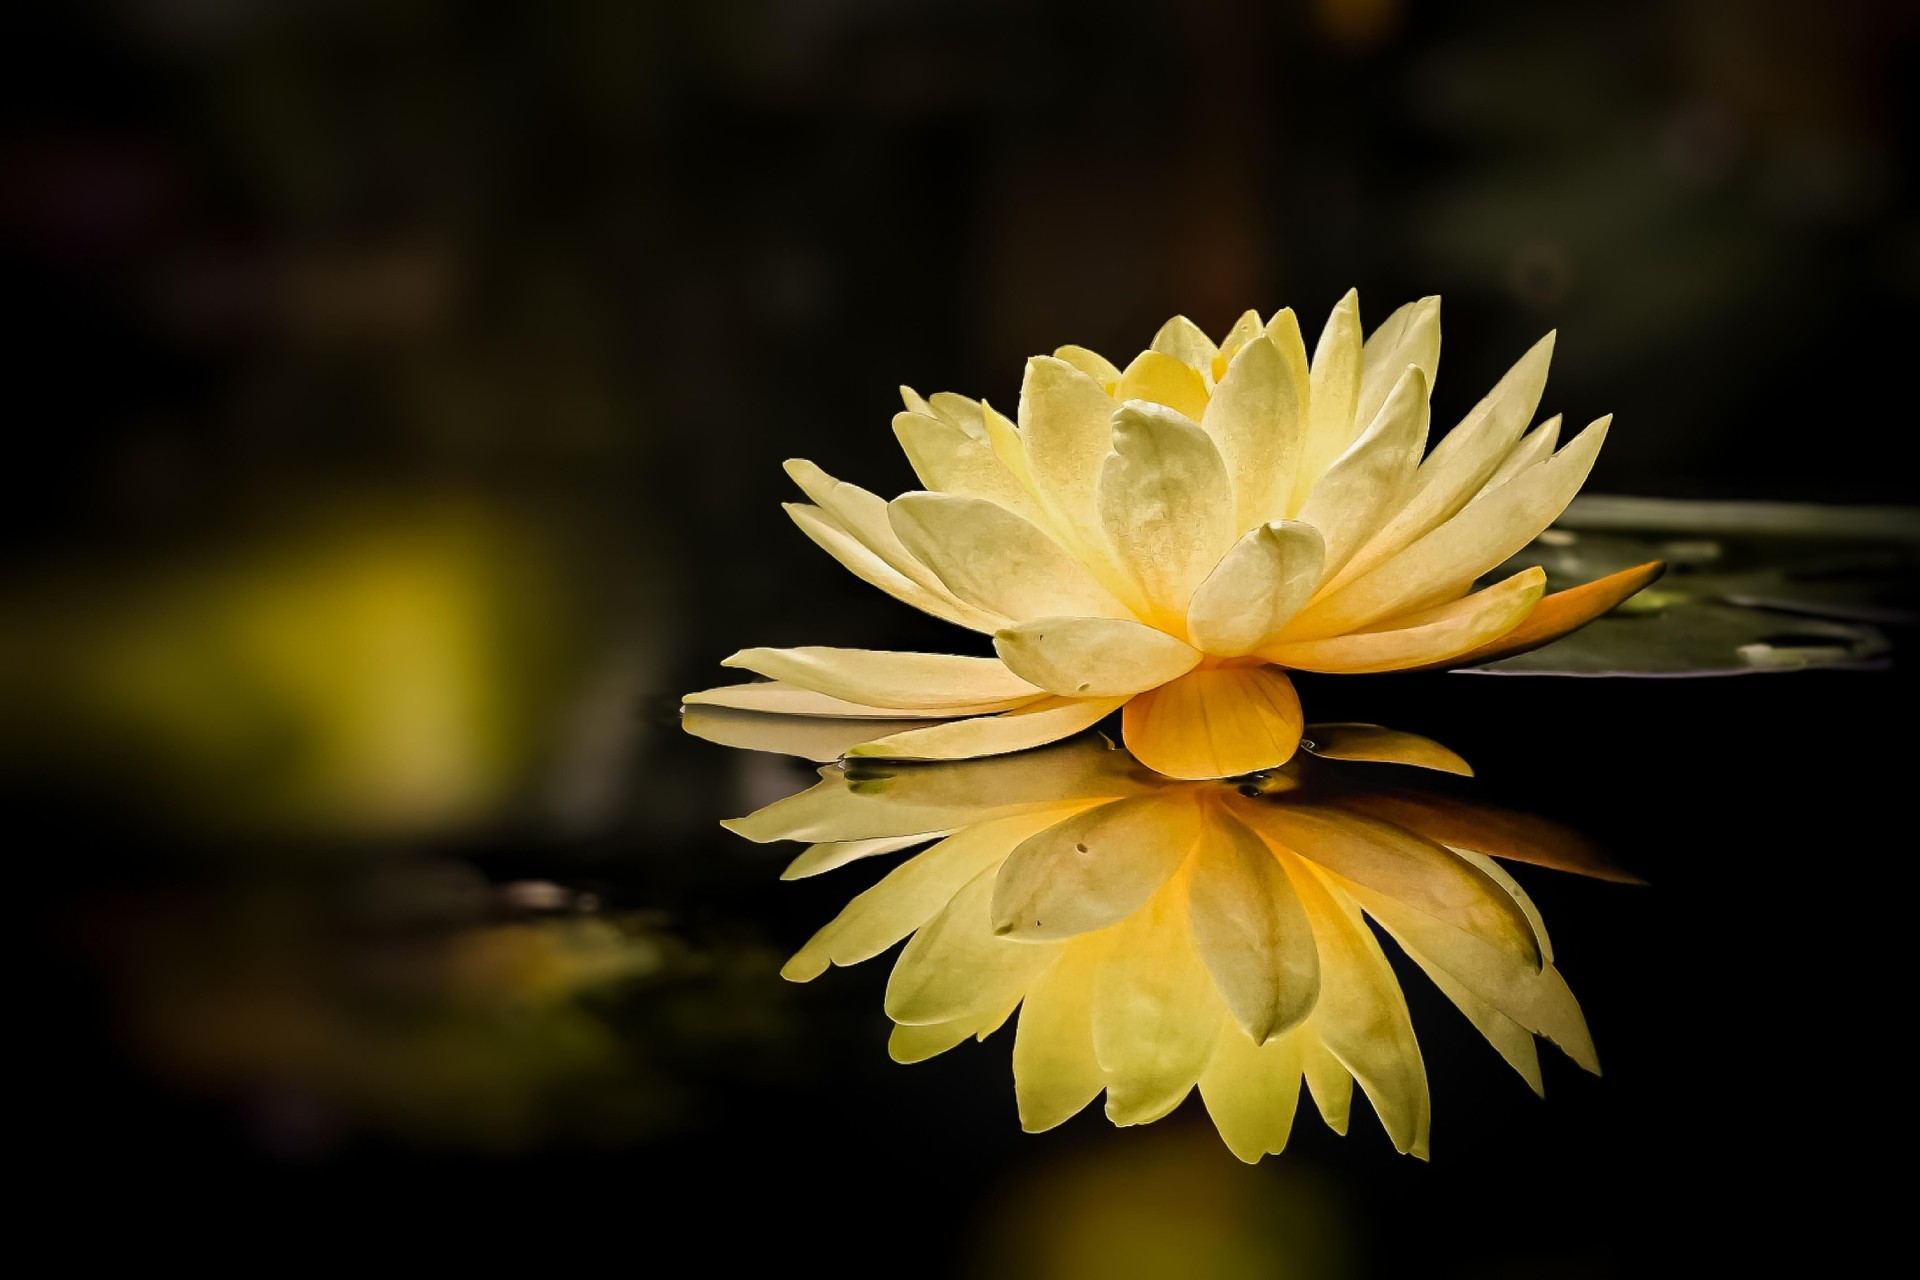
left=885, top=864, right=1065, bottom=1025
left=1287, top=416, right=1610, bottom=636
left=1122, top=665, right=1303, bottom=780
left=927, top=391, right=987, bottom=438
left=1236, top=800, right=1539, bottom=968
left=1299, top=724, right=1472, bottom=776
left=1187, top=807, right=1320, bottom=1043
left=781, top=832, right=941, bottom=880
left=1294, top=365, right=1430, bottom=574
left=1264, top=567, right=1545, bottom=674
left=684, top=679, right=940, bottom=719
left=1092, top=876, right=1221, bottom=1125
left=991, top=793, right=1202, bottom=941
left=1052, top=344, right=1122, bottom=390
left=892, top=411, right=1045, bottom=523
left=1213, top=308, right=1265, bottom=370
left=1098, top=401, right=1237, bottom=627
left=1198, top=1019, right=1305, bottom=1162
left=1114, top=349, right=1211, bottom=423
left=846, top=694, right=1127, bottom=761
left=722, top=645, right=1045, bottom=713
left=1329, top=333, right=1555, bottom=593
left=785, top=503, right=999, bottom=632
left=783, top=459, right=986, bottom=615
left=980, top=400, right=1039, bottom=496
left=1453, top=847, right=1552, bottom=963
left=1013, top=935, right=1111, bottom=1132
left=1018, top=355, right=1129, bottom=579
left=781, top=808, right=1074, bottom=981
left=682, top=704, right=943, bottom=761
left=1477, top=415, right=1561, bottom=497
left=1263, top=308, right=1312, bottom=417
left=1355, top=296, right=1441, bottom=431
left=1299, top=1035, right=1353, bottom=1134
left=994, top=616, right=1200, bottom=696
left=889, top=491, right=1135, bottom=622
left=1289, top=859, right=1430, bottom=1158
left=888, top=1016, right=986, bottom=1064
left=1289, top=289, right=1363, bottom=512
left=899, top=385, right=934, bottom=416
left=1415, top=960, right=1544, bottom=1094
left=1149, top=314, right=1219, bottom=375
left=1201, top=336, right=1304, bottom=531
left=1185, top=522, right=1326, bottom=657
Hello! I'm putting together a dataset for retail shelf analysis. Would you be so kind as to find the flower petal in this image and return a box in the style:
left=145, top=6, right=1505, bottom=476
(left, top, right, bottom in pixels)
left=1300, top=1036, right=1353, bottom=1134
left=1234, top=799, right=1539, bottom=968
left=684, top=679, right=940, bottom=718
left=722, top=646, right=1045, bottom=713
left=781, top=833, right=942, bottom=881
left=981, top=400, right=1039, bottom=496
left=885, top=864, right=1065, bottom=1025
left=1329, top=333, right=1555, bottom=593
left=1264, top=567, right=1546, bottom=673
left=846, top=694, right=1127, bottom=761
left=1287, top=416, right=1610, bottom=636
left=1014, top=935, right=1111, bottom=1132
left=892, top=411, right=1046, bottom=524
left=994, top=616, right=1201, bottom=696
left=1052, top=344, right=1122, bottom=390
left=781, top=808, right=1075, bottom=981
left=1185, top=521, right=1326, bottom=657
left=1197, top=1019, right=1305, bottom=1162
left=1299, top=724, right=1473, bottom=776
left=1098, top=401, right=1238, bottom=627
left=1412, top=960, right=1544, bottom=1094
left=890, top=491, right=1135, bottom=622
left=1093, top=876, right=1221, bottom=1125
left=1477, top=416, right=1561, bottom=496
left=1263, top=308, right=1312, bottom=415
left=1330, top=789, right=1642, bottom=883
left=1355, top=296, right=1442, bottom=431
left=682, top=705, right=944, bottom=761
left=888, top=1005, right=1013, bottom=1064
left=1114, top=349, right=1210, bottom=423
left=991, top=794, right=1203, bottom=940
left=1290, top=289, right=1363, bottom=511
left=927, top=391, right=987, bottom=437
left=1149, top=314, right=1219, bottom=375
left=1188, top=808, right=1321, bottom=1043
left=1289, top=859, right=1430, bottom=1158
left=1214, top=309, right=1265, bottom=370
left=1122, top=665, right=1303, bottom=780
left=1019, top=355, right=1130, bottom=579
left=783, top=501, right=1004, bottom=633
left=1201, top=336, right=1304, bottom=532
left=1434, top=560, right=1666, bottom=670
left=1294, top=364, right=1431, bottom=574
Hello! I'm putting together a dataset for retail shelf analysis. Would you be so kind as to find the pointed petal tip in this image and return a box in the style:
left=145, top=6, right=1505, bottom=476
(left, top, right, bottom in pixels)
left=779, top=952, right=828, bottom=983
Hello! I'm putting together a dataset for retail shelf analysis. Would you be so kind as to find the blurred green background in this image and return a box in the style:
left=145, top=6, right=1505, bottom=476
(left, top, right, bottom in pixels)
left=4, top=1, right=1913, bottom=1273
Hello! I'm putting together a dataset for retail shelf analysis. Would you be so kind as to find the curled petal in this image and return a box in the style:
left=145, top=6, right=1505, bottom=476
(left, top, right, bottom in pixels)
left=995, top=616, right=1200, bottom=696
left=1122, top=665, right=1304, bottom=780
left=1435, top=560, right=1666, bottom=671
left=1098, top=401, right=1238, bottom=626
left=1052, top=344, right=1121, bottom=389
left=1265, top=567, right=1546, bottom=673
left=1300, top=723, right=1473, bottom=776
left=1186, top=521, right=1326, bottom=657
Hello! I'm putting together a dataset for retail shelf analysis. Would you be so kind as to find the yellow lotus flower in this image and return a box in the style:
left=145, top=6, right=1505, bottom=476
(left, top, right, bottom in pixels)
left=689, top=295, right=1660, bottom=778
left=724, top=726, right=1634, bottom=1162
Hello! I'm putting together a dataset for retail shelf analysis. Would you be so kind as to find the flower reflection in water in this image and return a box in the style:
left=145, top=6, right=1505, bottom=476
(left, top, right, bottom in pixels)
left=705, top=717, right=1636, bottom=1162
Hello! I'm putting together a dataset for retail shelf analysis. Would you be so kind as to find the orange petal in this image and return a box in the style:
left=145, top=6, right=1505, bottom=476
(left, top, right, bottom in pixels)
left=1415, top=560, right=1666, bottom=672
left=1121, top=665, right=1303, bottom=779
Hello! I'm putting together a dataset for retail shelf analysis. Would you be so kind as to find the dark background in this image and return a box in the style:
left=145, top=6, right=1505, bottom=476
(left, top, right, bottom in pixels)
left=5, top=0, right=1914, bottom=1272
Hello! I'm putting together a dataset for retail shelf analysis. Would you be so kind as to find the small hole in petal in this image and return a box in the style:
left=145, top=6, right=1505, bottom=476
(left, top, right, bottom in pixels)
left=1076, top=682, right=1090, bottom=692
left=1074, top=842, right=1088, bottom=853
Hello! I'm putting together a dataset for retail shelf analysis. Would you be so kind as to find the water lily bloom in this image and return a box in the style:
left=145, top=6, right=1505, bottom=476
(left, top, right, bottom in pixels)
left=722, top=726, right=1634, bottom=1161
left=688, top=295, right=1660, bottom=778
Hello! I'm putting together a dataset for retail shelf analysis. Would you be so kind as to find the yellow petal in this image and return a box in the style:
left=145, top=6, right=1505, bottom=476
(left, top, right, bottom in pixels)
left=846, top=694, right=1127, bottom=761
left=1114, top=350, right=1210, bottom=423
left=927, top=391, right=987, bottom=438
left=781, top=833, right=940, bottom=880
left=1201, top=336, right=1304, bottom=532
left=1299, top=1034, right=1353, bottom=1134
left=781, top=808, right=1074, bottom=981
left=899, top=385, right=934, bottom=416
left=980, top=399, right=1038, bottom=496
left=1411, top=960, right=1544, bottom=1095
left=890, top=491, right=1134, bottom=622
left=1299, top=723, right=1473, bottom=776
left=722, top=646, right=1045, bottom=713
left=1332, top=789, right=1641, bottom=884
left=991, top=793, right=1203, bottom=940
left=1477, top=415, right=1561, bottom=497
left=1263, top=308, right=1312, bottom=418
left=1052, top=343, right=1121, bottom=390
left=1185, top=521, right=1326, bottom=657
left=1122, top=665, right=1303, bottom=780
left=1289, top=859, right=1430, bottom=1158
left=892, top=411, right=1045, bottom=524
left=1236, top=800, right=1539, bottom=968
left=1092, top=875, right=1221, bottom=1125
left=1355, top=296, right=1441, bottom=431
left=682, top=704, right=943, bottom=761
left=1098, top=402, right=1237, bottom=627
left=994, top=617, right=1200, bottom=696
left=1197, top=1018, right=1305, bottom=1162
left=1293, top=365, right=1431, bottom=574
left=1455, top=847, right=1554, bottom=963
left=684, top=679, right=938, bottom=718
left=1288, top=416, right=1610, bottom=636
left=1018, top=355, right=1128, bottom=577
left=888, top=1015, right=990, bottom=1064
left=1013, top=935, right=1111, bottom=1132
left=1213, top=308, right=1265, bottom=370
left=783, top=502, right=1004, bottom=634
left=1264, top=567, right=1546, bottom=674
left=885, top=864, right=1065, bottom=1024
left=1329, top=333, right=1555, bottom=593
left=783, top=459, right=988, bottom=617
left=1187, top=807, right=1320, bottom=1043
left=1425, top=560, right=1664, bottom=670
left=1290, top=289, right=1363, bottom=512
left=1149, top=314, right=1218, bottom=375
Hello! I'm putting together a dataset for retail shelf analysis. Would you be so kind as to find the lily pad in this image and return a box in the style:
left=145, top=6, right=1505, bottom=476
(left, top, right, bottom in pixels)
left=1463, top=495, right=1918, bottom=676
